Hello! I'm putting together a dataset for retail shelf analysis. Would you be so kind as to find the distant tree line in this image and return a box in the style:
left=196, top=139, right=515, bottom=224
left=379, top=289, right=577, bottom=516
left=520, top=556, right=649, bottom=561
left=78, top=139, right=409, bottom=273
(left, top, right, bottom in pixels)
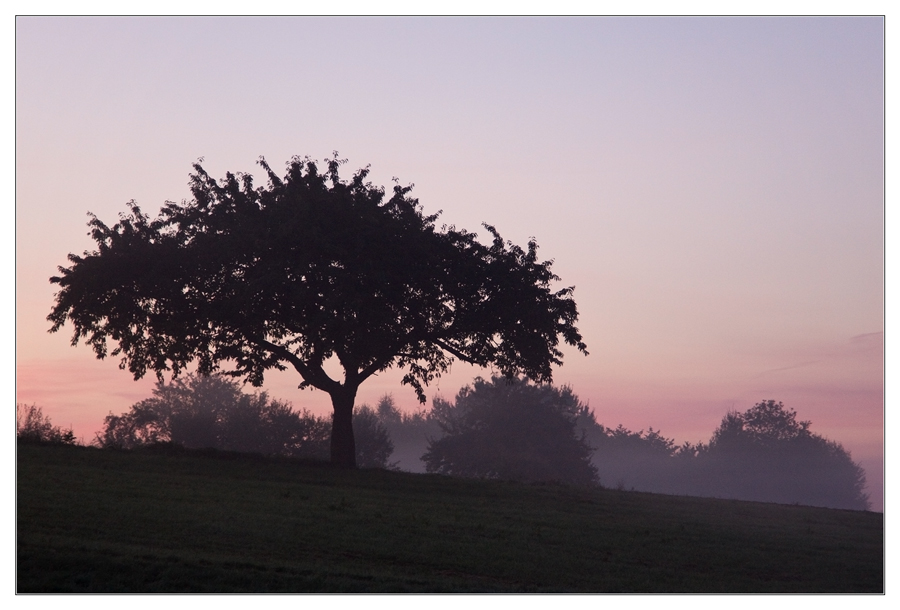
left=373, top=377, right=870, bottom=511
left=32, top=372, right=868, bottom=511
left=579, top=399, right=869, bottom=510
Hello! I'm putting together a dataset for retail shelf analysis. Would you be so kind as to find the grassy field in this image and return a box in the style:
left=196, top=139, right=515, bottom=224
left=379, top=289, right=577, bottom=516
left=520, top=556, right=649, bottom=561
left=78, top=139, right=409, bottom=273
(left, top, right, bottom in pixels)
left=17, top=443, right=883, bottom=593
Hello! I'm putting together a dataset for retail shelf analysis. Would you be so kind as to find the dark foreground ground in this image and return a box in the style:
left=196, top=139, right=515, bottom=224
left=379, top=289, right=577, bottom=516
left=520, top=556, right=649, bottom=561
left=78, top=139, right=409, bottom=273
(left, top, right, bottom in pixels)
left=17, top=443, right=883, bottom=593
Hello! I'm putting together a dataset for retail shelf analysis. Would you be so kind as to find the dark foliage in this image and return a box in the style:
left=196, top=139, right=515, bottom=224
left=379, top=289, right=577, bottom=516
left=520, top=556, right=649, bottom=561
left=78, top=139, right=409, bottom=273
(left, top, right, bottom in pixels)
left=577, top=413, right=681, bottom=492
left=96, top=374, right=394, bottom=468
left=692, top=400, right=870, bottom=510
left=16, top=403, right=76, bottom=445
left=48, top=155, right=586, bottom=466
left=350, top=387, right=869, bottom=509
left=423, top=377, right=598, bottom=486
left=581, top=400, right=870, bottom=510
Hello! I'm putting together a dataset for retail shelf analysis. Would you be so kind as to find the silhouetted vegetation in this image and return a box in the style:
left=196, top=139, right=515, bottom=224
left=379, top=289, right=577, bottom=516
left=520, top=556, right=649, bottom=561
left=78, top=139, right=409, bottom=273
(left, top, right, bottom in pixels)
left=96, top=374, right=394, bottom=468
left=16, top=403, right=75, bottom=445
left=96, top=372, right=864, bottom=508
left=579, top=399, right=869, bottom=510
left=422, top=377, right=598, bottom=486
left=365, top=381, right=869, bottom=511
left=683, top=400, right=870, bottom=510
left=578, top=416, right=682, bottom=493
left=48, top=154, right=586, bottom=467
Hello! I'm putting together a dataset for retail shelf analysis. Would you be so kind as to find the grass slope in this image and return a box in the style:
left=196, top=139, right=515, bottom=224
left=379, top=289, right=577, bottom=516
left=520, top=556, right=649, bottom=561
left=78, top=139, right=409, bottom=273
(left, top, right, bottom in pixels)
left=17, top=443, right=883, bottom=593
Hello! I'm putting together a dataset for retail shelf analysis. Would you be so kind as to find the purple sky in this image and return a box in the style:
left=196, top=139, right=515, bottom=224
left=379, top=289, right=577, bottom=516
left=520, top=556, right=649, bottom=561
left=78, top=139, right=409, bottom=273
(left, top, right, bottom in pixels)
left=15, top=17, right=884, bottom=509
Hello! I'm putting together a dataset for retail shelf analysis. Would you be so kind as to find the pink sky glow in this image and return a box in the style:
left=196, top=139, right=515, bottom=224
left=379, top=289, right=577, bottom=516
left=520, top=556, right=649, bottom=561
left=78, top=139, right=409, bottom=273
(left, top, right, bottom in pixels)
left=15, top=17, right=884, bottom=509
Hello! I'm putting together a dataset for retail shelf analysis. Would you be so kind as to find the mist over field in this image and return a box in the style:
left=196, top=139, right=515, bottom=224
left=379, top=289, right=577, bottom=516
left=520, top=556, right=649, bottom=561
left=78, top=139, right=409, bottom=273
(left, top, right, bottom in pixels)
left=39, top=373, right=867, bottom=513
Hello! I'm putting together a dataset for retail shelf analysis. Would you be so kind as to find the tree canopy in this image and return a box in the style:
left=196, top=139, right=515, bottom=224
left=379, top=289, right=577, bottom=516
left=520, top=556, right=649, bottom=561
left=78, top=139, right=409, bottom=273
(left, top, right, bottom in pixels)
left=422, top=376, right=598, bottom=486
left=578, top=399, right=869, bottom=509
left=697, top=400, right=869, bottom=510
left=49, top=155, right=586, bottom=466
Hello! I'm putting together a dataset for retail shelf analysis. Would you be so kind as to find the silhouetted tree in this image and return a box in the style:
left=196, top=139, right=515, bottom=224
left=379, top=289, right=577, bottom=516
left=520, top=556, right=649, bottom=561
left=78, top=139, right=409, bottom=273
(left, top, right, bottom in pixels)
left=570, top=400, right=869, bottom=509
left=48, top=155, right=587, bottom=467
left=423, top=377, right=597, bottom=486
left=695, top=400, right=870, bottom=510
left=16, top=403, right=76, bottom=445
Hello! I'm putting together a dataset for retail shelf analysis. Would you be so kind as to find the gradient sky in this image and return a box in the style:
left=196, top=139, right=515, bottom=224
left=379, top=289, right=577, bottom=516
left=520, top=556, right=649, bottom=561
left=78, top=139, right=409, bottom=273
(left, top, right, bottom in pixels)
left=15, top=17, right=884, bottom=509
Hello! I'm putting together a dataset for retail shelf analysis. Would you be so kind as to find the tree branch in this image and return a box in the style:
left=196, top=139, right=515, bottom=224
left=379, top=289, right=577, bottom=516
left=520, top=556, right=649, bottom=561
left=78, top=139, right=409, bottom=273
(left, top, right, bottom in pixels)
left=256, top=338, right=341, bottom=393
left=431, top=337, right=481, bottom=365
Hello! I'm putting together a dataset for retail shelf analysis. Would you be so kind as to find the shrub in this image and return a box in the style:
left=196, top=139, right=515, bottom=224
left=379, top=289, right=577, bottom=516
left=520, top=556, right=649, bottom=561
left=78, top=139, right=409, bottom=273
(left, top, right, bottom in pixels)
left=97, top=373, right=394, bottom=467
left=16, top=403, right=76, bottom=445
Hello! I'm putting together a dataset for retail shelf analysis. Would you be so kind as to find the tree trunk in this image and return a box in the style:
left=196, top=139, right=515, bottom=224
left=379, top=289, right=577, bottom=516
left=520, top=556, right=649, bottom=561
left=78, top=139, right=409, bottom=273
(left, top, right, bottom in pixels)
left=329, top=387, right=357, bottom=467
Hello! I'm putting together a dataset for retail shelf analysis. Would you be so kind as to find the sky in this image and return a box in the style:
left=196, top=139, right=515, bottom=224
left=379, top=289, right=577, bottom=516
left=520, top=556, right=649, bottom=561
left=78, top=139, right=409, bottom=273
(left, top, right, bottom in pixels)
left=15, top=16, right=885, bottom=509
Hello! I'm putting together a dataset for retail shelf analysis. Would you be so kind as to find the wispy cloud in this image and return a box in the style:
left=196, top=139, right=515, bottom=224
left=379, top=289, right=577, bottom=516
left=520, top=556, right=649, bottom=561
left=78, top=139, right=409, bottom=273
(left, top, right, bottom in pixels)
left=752, top=360, right=823, bottom=378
